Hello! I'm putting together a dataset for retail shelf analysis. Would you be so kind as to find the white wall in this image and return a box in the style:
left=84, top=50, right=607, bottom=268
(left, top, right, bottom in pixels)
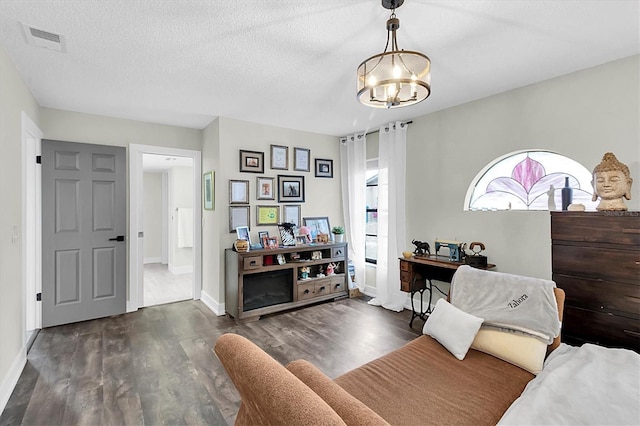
left=403, top=55, right=639, bottom=303
left=201, top=117, right=343, bottom=310
left=0, top=45, right=41, bottom=411
left=143, top=172, right=163, bottom=262
left=168, top=166, right=193, bottom=272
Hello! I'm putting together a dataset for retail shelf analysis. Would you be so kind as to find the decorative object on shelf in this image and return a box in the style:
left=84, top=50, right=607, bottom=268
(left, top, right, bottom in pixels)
left=402, top=251, right=413, bottom=259
left=568, top=203, right=585, bottom=211
left=303, top=217, right=331, bottom=240
left=357, top=0, right=431, bottom=109
left=236, top=226, right=251, bottom=244
left=331, top=226, right=345, bottom=242
left=546, top=185, right=556, bottom=211
left=311, top=250, right=323, bottom=260
left=229, top=180, right=249, bottom=204
left=300, top=266, right=310, bottom=280
left=435, top=239, right=465, bottom=262
left=278, top=222, right=296, bottom=246
left=256, top=205, right=280, bottom=225
left=229, top=206, right=250, bottom=232
left=258, top=231, right=269, bottom=247
left=277, top=254, right=286, bottom=265
left=267, top=237, right=278, bottom=249
left=295, top=235, right=308, bottom=245
left=298, top=225, right=312, bottom=242
left=412, top=239, right=430, bottom=256
left=203, top=171, right=214, bottom=211
left=465, top=241, right=487, bottom=268
left=277, top=175, right=305, bottom=202
left=256, top=176, right=275, bottom=200
left=294, top=147, right=310, bottom=172
left=591, top=152, right=633, bottom=211
left=326, top=262, right=337, bottom=275
left=561, top=177, right=573, bottom=210
left=239, top=150, right=264, bottom=173
left=315, top=158, right=333, bottom=178
left=316, top=233, right=330, bottom=243
left=270, top=144, right=289, bottom=170
left=233, top=239, right=249, bottom=253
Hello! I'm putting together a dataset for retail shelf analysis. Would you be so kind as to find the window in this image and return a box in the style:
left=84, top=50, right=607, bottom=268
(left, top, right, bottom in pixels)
left=465, top=150, right=596, bottom=211
left=365, top=160, right=378, bottom=264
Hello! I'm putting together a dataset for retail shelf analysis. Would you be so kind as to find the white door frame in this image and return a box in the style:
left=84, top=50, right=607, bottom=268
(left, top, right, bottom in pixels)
left=21, top=112, right=43, bottom=335
left=129, top=144, right=202, bottom=311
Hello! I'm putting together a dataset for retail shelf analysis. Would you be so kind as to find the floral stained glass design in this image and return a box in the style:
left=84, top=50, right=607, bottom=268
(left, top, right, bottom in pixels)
left=466, top=151, right=596, bottom=211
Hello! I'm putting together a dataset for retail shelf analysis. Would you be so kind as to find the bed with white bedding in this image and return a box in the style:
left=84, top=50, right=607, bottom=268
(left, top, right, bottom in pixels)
left=499, top=343, right=640, bottom=425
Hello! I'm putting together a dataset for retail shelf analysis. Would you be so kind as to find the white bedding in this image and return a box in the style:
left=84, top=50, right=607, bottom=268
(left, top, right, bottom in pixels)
left=499, top=343, right=640, bottom=425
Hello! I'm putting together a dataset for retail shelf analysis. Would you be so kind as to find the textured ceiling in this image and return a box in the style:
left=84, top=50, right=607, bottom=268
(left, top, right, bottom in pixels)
left=1, top=1, right=638, bottom=136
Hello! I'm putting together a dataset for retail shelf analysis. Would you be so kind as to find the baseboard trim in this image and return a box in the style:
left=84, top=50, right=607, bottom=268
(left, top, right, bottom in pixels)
left=362, top=285, right=377, bottom=298
left=144, top=257, right=162, bottom=264
left=0, top=344, right=26, bottom=413
left=168, top=264, right=193, bottom=275
left=200, top=291, right=225, bottom=316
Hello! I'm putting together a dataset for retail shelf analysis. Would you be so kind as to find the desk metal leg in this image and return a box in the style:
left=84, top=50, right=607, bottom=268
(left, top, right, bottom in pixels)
left=409, top=277, right=433, bottom=328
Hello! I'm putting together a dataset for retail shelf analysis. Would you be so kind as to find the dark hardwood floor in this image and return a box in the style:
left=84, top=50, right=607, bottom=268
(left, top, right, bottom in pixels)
left=1, top=297, right=420, bottom=425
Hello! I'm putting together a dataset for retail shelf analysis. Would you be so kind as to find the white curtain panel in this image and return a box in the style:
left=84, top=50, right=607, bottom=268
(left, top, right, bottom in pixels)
left=340, top=133, right=367, bottom=291
left=369, top=122, right=407, bottom=312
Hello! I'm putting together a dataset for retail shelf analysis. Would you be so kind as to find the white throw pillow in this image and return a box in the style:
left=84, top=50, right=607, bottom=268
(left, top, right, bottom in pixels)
left=423, top=298, right=483, bottom=360
left=471, top=328, right=547, bottom=374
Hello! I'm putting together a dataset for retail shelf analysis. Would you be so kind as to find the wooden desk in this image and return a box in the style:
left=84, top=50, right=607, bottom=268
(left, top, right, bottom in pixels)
left=400, top=255, right=496, bottom=327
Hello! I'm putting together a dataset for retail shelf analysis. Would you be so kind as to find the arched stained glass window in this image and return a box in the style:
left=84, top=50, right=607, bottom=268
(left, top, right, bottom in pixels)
left=465, top=150, right=596, bottom=211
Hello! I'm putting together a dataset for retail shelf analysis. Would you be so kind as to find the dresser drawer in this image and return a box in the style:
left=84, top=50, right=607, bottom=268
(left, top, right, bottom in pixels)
left=314, top=280, right=331, bottom=297
left=554, top=274, right=640, bottom=318
left=243, top=256, right=263, bottom=270
left=330, top=277, right=346, bottom=293
left=401, top=281, right=411, bottom=292
left=552, top=245, right=640, bottom=284
left=400, top=270, right=412, bottom=283
left=400, top=260, right=410, bottom=272
left=562, top=306, right=640, bottom=351
left=551, top=212, right=640, bottom=246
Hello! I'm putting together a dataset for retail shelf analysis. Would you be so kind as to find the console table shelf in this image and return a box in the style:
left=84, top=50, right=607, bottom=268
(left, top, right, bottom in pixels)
left=225, top=242, right=348, bottom=321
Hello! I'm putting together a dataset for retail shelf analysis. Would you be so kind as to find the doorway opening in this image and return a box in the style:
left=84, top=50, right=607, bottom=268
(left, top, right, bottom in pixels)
left=142, top=154, right=194, bottom=306
left=129, top=144, right=201, bottom=311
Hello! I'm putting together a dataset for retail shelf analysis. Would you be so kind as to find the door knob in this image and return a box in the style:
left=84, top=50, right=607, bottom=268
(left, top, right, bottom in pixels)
left=109, top=235, right=125, bottom=242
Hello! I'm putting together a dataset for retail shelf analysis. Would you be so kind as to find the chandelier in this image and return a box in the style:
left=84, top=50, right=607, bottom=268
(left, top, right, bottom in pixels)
left=357, top=0, right=431, bottom=108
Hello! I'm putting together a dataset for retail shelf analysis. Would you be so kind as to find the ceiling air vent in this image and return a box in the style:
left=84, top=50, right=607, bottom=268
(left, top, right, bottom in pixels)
left=21, top=23, right=66, bottom=52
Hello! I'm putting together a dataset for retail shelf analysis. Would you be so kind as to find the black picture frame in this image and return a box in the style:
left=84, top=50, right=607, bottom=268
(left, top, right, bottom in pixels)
left=315, top=158, right=333, bottom=178
left=277, top=175, right=305, bottom=202
left=239, top=150, right=264, bottom=173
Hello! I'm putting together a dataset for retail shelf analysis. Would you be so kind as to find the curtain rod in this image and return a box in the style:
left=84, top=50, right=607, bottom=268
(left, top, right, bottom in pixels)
left=364, top=120, right=413, bottom=137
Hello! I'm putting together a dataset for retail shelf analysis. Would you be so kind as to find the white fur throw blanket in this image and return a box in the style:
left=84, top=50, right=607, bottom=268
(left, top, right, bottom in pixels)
left=450, top=265, right=561, bottom=344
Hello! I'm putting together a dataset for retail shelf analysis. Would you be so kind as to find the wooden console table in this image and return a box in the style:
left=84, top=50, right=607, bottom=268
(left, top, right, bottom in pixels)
left=226, top=243, right=348, bottom=321
left=400, top=255, right=496, bottom=327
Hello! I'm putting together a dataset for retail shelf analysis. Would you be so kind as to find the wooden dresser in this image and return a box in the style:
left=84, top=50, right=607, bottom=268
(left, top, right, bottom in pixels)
left=551, top=211, right=640, bottom=351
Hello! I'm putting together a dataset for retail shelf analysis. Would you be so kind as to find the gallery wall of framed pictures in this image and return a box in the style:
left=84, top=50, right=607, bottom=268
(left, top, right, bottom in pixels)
left=227, top=145, right=339, bottom=241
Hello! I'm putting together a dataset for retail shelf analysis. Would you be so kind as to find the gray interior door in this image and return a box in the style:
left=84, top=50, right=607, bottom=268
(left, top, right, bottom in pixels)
left=41, top=140, right=126, bottom=327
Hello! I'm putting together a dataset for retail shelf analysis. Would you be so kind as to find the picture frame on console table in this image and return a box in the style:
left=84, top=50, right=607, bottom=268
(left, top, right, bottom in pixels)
left=303, top=216, right=331, bottom=240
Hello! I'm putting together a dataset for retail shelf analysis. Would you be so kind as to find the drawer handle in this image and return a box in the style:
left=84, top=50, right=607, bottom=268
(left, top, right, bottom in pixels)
left=319, top=286, right=326, bottom=291
left=304, top=289, right=310, bottom=294
left=334, top=284, right=340, bottom=289
left=249, top=261, right=256, bottom=266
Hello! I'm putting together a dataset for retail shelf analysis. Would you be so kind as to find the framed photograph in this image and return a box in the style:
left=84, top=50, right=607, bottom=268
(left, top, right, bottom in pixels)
left=296, top=235, right=308, bottom=245
left=239, top=150, right=264, bottom=173
left=256, top=205, right=280, bottom=225
left=258, top=231, right=269, bottom=247
left=294, top=147, right=310, bottom=172
left=270, top=145, right=288, bottom=170
left=236, top=226, right=251, bottom=244
left=203, top=171, right=214, bottom=210
left=283, top=204, right=301, bottom=227
left=229, top=206, right=250, bottom=232
left=303, top=216, right=331, bottom=240
left=229, top=179, right=249, bottom=204
left=277, top=175, right=305, bottom=202
left=267, top=237, right=278, bottom=249
left=256, top=176, right=275, bottom=200
left=315, top=159, right=333, bottom=178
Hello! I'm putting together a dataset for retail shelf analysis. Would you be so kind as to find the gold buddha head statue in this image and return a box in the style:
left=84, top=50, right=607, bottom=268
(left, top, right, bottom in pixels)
left=591, top=152, right=633, bottom=211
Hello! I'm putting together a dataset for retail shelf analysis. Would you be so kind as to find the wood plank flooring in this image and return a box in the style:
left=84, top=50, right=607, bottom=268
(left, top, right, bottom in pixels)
left=1, top=297, right=420, bottom=425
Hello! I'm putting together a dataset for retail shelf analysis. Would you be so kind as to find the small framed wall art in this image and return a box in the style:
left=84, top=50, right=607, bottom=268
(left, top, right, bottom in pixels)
left=229, top=179, right=249, bottom=204
left=315, top=159, right=333, bottom=178
left=283, top=204, right=301, bottom=227
left=294, top=147, right=310, bottom=172
left=229, top=206, right=250, bottom=232
left=277, top=175, right=305, bottom=202
left=256, top=205, right=280, bottom=226
left=239, top=150, right=264, bottom=173
left=270, top=144, right=289, bottom=170
left=256, top=176, right=275, bottom=200
left=203, top=171, right=214, bottom=210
